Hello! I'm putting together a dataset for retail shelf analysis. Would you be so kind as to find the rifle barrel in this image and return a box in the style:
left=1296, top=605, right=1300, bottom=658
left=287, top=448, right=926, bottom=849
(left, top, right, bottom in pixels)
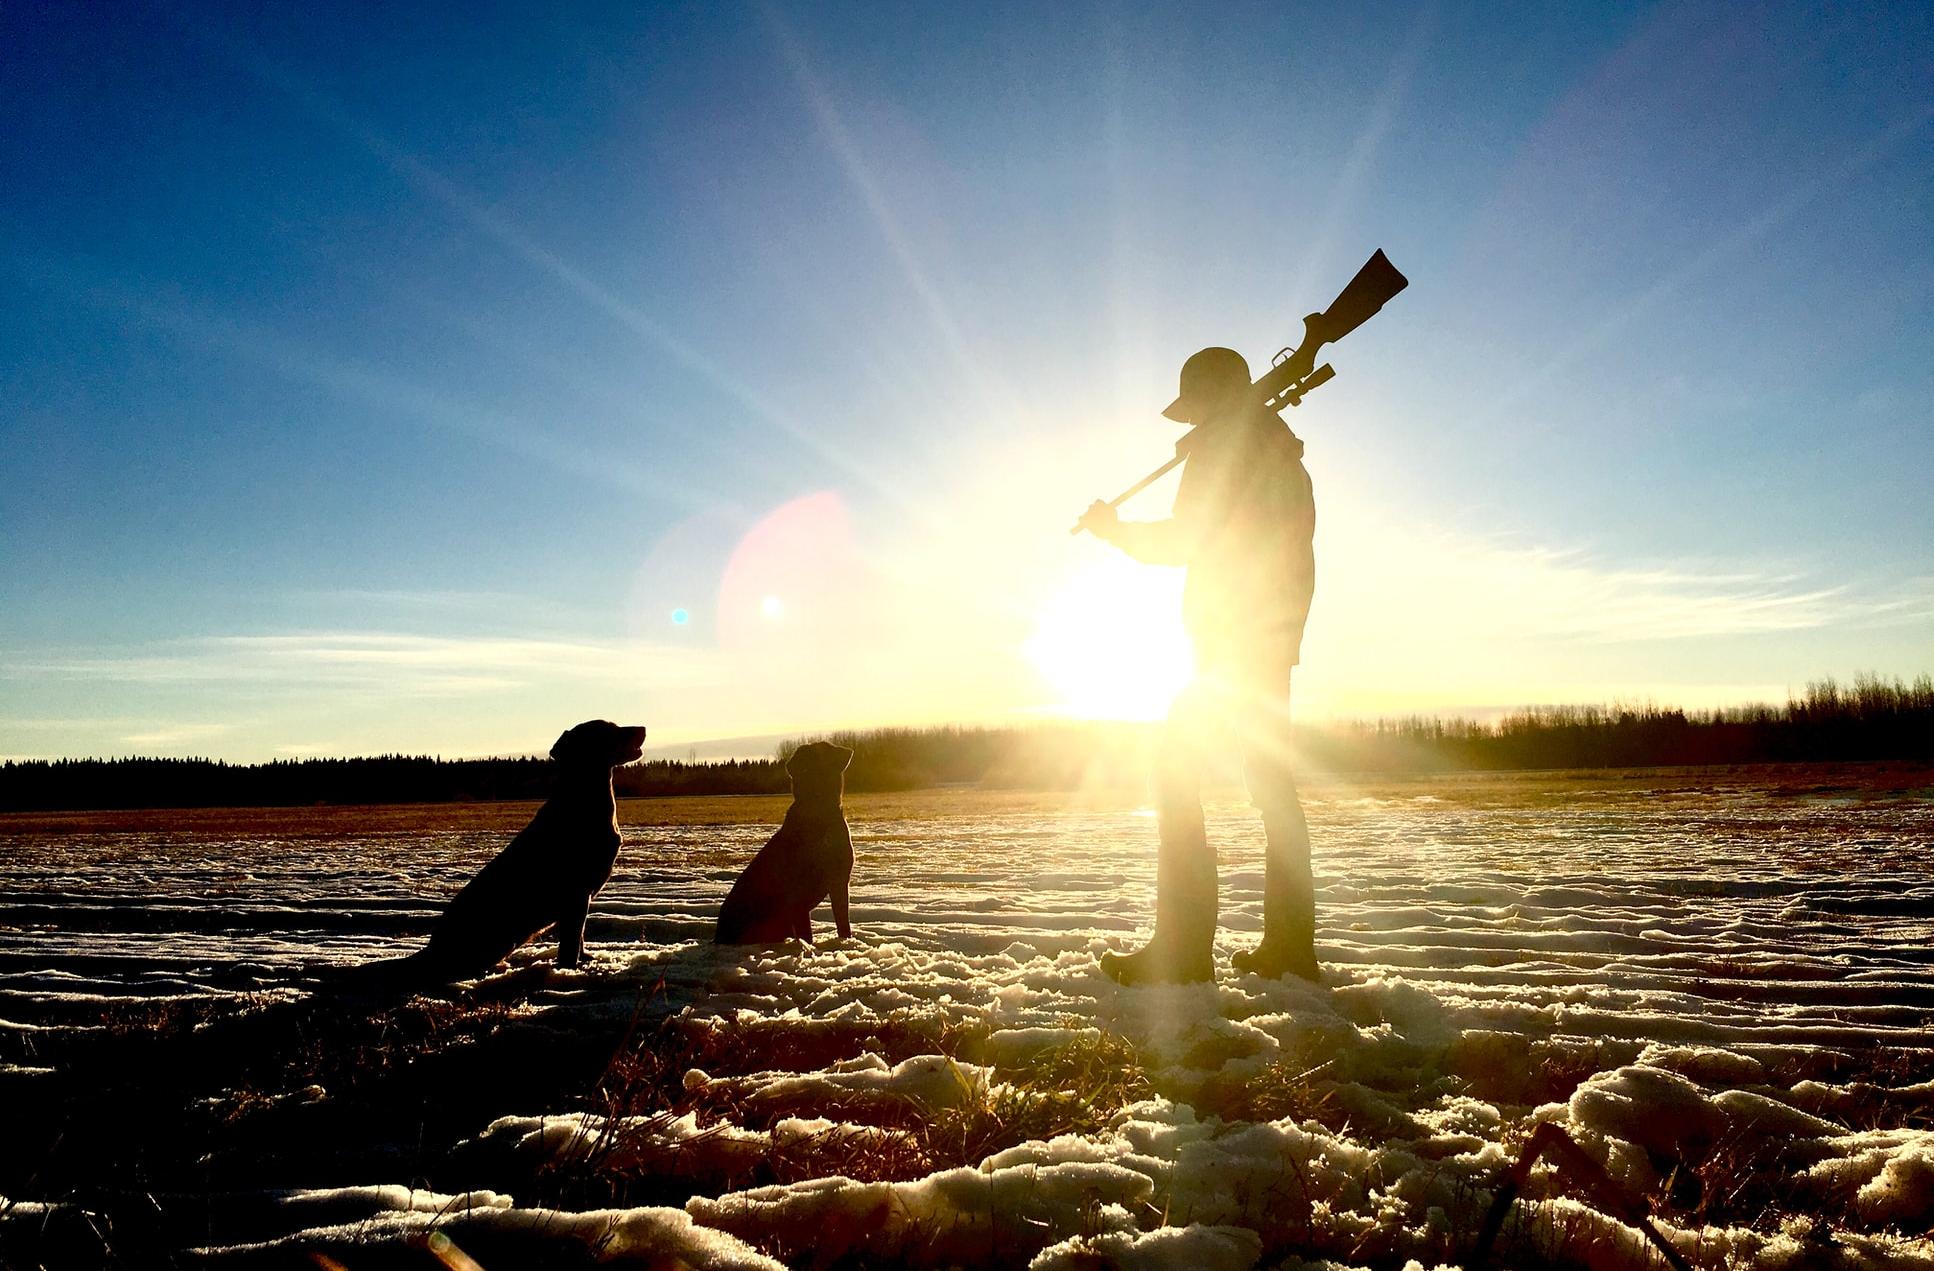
left=1068, top=452, right=1186, bottom=535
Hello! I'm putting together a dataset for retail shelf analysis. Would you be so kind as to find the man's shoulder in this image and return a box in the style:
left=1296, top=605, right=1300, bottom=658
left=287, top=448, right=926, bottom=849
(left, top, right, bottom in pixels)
left=1251, top=423, right=1308, bottom=473
left=1182, top=419, right=1309, bottom=486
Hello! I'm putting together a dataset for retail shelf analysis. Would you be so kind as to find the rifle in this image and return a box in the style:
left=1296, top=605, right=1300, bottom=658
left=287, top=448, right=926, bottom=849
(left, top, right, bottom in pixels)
left=1071, top=249, right=1408, bottom=536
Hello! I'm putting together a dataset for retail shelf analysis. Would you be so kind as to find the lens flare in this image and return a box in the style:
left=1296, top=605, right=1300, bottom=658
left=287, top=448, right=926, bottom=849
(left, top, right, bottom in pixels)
left=716, top=492, right=853, bottom=649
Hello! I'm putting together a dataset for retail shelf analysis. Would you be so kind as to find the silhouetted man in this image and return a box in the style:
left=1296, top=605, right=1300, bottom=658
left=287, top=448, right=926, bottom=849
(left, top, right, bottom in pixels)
left=1082, top=346, right=1318, bottom=985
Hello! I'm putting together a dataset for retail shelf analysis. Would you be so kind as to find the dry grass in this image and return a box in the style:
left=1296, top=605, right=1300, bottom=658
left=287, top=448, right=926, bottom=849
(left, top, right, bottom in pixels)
left=18, top=987, right=1921, bottom=1270
left=1444, top=1035, right=1627, bottom=1108
left=1196, top=1047, right=1339, bottom=1128
left=6, top=987, right=608, bottom=1203
left=529, top=1014, right=1155, bottom=1213
left=928, top=1030, right=1152, bottom=1165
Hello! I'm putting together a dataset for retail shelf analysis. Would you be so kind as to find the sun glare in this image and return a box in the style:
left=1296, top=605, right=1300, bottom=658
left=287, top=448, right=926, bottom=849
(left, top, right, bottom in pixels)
left=1024, top=557, right=1194, bottom=719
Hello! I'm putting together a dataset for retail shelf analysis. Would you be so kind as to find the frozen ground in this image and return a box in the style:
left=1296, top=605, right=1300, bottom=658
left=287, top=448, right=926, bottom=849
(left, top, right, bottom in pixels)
left=2, top=766, right=1931, bottom=1268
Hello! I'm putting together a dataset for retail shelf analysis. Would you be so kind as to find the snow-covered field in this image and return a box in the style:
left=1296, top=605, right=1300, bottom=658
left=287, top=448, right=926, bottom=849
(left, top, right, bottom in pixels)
left=3, top=766, right=1931, bottom=1269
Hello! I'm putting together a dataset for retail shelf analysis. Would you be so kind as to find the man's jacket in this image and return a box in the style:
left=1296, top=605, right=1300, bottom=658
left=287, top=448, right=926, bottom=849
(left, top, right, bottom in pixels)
left=1107, top=409, right=1316, bottom=673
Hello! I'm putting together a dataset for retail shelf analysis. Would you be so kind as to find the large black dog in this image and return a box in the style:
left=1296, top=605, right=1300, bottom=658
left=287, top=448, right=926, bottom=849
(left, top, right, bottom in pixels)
left=341, top=719, right=646, bottom=989
left=715, top=741, right=855, bottom=944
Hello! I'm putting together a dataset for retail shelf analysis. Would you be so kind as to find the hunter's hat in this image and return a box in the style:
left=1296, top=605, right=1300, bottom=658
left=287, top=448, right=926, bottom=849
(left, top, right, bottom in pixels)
left=1162, top=346, right=1252, bottom=423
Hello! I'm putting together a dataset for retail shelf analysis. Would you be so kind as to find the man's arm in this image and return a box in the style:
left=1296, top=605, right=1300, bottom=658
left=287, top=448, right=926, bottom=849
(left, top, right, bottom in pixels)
left=1081, top=502, right=1194, bottom=565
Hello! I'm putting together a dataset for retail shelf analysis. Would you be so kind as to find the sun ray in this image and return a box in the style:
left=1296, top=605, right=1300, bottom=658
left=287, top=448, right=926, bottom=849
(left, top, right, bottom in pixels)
left=761, top=8, right=1020, bottom=429
left=1286, top=1, right=1435, bottom=307
left=165, top=9, right=916, bottom=510
left=6, top=250, right=702, bottom=508
left=1478, top=103, right=1934, bottom=429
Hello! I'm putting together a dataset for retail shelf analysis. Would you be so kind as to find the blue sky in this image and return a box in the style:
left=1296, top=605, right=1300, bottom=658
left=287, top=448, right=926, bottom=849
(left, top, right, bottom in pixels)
left=3, top=2, right=1930, bottom=759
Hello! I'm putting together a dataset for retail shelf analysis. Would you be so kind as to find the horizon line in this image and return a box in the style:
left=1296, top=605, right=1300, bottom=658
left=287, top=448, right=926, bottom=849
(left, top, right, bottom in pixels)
left=5, top=671, right=1926, bottom=767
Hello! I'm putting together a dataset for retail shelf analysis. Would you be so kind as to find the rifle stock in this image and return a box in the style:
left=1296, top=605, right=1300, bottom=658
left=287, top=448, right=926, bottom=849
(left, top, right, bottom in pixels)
left=1325, top=249, right=1409, bottom=341
left=1254, top=249, right=1408, bottom=403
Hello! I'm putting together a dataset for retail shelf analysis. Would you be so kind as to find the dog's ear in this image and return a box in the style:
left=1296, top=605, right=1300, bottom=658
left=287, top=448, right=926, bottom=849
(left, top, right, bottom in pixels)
left=551, top=721, right=615, bottom=762
left=784, top=741, right=851, bottom=777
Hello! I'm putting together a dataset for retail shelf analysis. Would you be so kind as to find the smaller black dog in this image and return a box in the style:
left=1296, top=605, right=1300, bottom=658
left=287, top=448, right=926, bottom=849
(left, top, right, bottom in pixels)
left=341, top=719, right=645, bottom=989
left=715, top=741, right=854, bottom=944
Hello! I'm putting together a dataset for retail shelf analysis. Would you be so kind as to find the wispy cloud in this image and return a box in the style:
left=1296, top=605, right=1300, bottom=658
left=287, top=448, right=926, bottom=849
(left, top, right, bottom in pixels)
left=1319, top=516, right=1934, bottom=654
left=2, top=631, right=728, bottom=697
left=119, top=723, right=236, bottom=746
left=282, top=588, right=563, bottom=613
left=1439, top=543, right=1899, bottom=643
left=274, top=742, right=339, bottom=758
left=0, top=718, right=239, bottom=758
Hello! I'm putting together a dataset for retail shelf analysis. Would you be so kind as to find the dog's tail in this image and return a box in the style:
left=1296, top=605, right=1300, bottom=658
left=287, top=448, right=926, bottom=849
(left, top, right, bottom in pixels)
left=307, top=949, right=449, bottom=1002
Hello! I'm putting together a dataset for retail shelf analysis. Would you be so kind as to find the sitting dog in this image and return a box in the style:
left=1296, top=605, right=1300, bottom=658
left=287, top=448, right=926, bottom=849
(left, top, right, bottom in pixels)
left=715, top=741, right=854, bottom=944
left=349, top=719, right=646, bottom=988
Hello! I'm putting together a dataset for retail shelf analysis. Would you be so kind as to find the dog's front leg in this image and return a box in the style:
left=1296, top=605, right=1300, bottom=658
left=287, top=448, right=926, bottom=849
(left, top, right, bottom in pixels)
left=831, top=877, right=852, bottom=940
left=553, top=894, right=591, bottom=969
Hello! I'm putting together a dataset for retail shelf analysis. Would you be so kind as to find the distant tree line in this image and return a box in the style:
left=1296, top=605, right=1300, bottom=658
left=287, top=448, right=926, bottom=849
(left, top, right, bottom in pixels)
left=1300, top=674, right=1934, bottom=773
left=1, top=675, right=1926, bottom=812
left=0, top=754, right=792, bottom=812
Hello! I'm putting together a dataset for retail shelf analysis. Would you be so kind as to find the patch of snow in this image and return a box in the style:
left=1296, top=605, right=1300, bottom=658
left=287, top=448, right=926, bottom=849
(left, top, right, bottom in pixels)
left=689, top=1159, right=1153, bottom=1268
left=1029, top=1222, right=1263, bottom=1270
left=194, top=1192, right=781, bottom=1269
left=685, top=1051, right=995, bottom=1117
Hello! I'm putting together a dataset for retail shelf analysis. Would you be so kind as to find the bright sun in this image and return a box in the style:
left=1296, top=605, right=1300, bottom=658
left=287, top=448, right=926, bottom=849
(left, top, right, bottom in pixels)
left=1024, top=556, right=1195, bottom=719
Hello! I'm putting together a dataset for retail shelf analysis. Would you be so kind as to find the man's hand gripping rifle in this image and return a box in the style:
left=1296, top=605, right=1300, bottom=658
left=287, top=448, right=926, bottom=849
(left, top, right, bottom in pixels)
left=1071, top=249, right=1409, bottom=536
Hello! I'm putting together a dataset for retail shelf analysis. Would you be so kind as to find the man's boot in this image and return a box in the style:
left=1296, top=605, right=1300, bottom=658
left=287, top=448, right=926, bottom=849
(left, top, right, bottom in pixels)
left=1231, top=801, right=1319, bottom=982
left=1100, top=931, right=1214, bottom=986
left=1103, top=755, right=1217, bottom=986
left=1230, top=928, right=1319, bottom=981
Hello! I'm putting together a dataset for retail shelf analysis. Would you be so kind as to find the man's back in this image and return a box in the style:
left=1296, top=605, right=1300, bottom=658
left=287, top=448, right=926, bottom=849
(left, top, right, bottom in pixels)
left=1174, top=412, right=1316, bottom=673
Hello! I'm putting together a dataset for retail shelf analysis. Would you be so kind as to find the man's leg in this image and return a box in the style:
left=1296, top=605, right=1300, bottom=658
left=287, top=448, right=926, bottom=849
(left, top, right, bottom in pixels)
left=1231, top=671, right=1320, bottom=981
left=1101, top=683, right=1218, bottom=986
